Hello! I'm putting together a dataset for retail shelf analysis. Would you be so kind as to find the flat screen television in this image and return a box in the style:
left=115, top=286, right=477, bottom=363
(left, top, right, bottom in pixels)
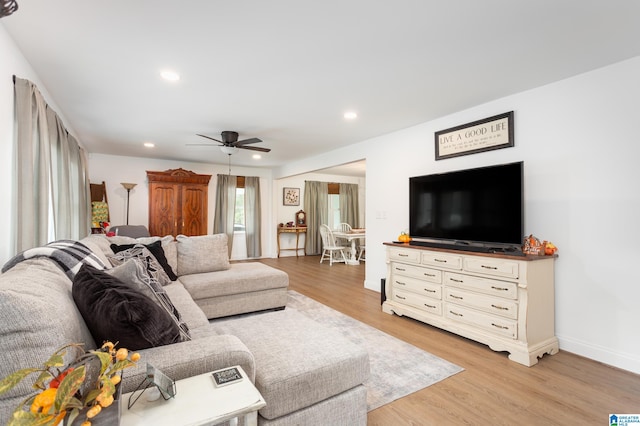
left=409, top=161, right=523, bottom=252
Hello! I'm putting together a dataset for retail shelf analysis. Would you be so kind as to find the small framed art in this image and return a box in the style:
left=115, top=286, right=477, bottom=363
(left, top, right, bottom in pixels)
left=283, top=187, right=300, bottom=206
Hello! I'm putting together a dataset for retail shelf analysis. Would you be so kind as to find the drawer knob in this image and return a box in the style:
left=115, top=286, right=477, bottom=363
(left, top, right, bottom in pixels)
left=396, top=295, right=406, bottom=300
left=423, top=288, right=436, bottom=293
left=491, top=323, right=509, bottom=330
left=449, top=310, right=463, bottom=317
left=491, top=286, right=509, bottom=291
left=491, top=304, right=509, bottom=311
left=450, top=294, right=464, bottom=300
left=450, top=278, right=463, bottom=283
left=396, top=281, right=406, bottom=286
left=424, top=304, right=436, bottom=309
left=396, top=267, right=406, bottom=272
left=435, top=258, right=448, bottom=263
left=399, top=253, right=408, bottom=257
left=424, top=273, right=435, bottom=277
left=481, top=265, right=498, bottom=270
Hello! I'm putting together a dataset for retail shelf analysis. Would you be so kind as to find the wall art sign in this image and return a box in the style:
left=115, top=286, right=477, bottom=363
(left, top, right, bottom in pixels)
left=283, top=187, right=300, bottom=206
left=435, top=111, right=514, bottom=160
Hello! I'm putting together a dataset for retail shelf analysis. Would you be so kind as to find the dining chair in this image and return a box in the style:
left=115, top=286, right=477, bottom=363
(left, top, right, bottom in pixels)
left=337, top=223, right=352, bottom=232
left=319, top=224, right=347, bottom=265
left=357, top=245, right=366, bottom=261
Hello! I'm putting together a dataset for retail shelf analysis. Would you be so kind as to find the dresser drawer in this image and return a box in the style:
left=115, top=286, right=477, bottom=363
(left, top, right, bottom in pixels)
left=391, top=274, right=442, bottom=299
left=421, top=251, right=462, bottom=270
left=444, top=272, right=517, bottom=300
left=391, top=262, right=442, bottom=283
left=393, top=289, right=442, bottom=315
left=444, top=303, right=517, bottom=339
left=463, top=257, right=519, bottom=279
left=388, top=248, right=421, bottom=264
left=444, top=288, right=518, bottom=319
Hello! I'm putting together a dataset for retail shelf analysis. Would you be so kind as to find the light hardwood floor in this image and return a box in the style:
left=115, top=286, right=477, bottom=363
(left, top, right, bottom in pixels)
left=257, top=255, right=640, bottom=425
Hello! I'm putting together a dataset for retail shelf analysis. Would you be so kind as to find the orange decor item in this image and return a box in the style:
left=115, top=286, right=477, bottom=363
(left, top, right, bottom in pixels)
left=397, top=232, right=412, bottom=243
left=523, top=234, right=557, bottom=256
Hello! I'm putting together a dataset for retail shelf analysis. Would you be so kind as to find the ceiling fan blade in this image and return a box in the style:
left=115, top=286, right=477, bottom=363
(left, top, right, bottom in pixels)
left=235, top=137, right=263, bottom=146
left=239, top=145, right=271, bottom=152
left=196, top=133, right=223, bottom=143
left=186, top=143, right=223, bottom=146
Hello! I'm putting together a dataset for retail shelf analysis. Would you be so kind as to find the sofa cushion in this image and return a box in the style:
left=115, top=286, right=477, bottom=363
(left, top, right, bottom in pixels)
left=73, top=264, right=182, bottom=350
left=108, top=245, right=172, bottom=286
left=106, top=258, right=190, bottom=341
left=0, top=258, right=97, bottom=402
left=179, top=262, right=289, bottom=300
left=111, top=240, right=178, bottom=281
left=162, top=281, right=210, bottom=333
left=176, top=234, right=230, bottom=275
left=211, top=309, right=370, bottom=419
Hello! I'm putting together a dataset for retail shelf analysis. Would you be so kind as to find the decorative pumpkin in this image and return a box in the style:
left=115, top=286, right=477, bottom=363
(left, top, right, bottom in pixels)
left=398, top=232, right=411, bottom=243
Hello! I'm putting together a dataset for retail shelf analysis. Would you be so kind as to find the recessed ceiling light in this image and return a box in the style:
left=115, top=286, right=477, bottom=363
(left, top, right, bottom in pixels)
left=252, top=154, right=262, bottom=159
left=144, top=142, right=155, bottom=148
left=344, top=111, right=358, bottom=120
left=160, top=70, right=180, bottom=82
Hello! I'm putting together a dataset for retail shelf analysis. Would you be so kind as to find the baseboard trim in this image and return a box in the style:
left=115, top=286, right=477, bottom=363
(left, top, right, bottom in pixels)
left=558, top=334, right=640, bottom=374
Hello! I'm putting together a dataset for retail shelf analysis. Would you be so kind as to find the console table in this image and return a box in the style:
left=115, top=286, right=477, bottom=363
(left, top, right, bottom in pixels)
left=382, top=242, right=558, bottom=366
left=277, top=226, right=306, bottom=257
left=121, top=366, right=265, bottom=426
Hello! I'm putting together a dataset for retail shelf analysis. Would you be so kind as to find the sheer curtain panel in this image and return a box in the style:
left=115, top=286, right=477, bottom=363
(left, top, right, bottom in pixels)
left=13, top=77, right=90, bottom=252
left=244, top=176, right=262, bottom=258
left=303, top=181, right=328, bottom=255
left=213, top=174, right=237, bottom=255
left=339, top=183, right=360, bottom=228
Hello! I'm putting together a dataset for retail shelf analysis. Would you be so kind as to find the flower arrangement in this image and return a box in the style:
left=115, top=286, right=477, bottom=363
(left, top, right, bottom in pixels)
left=0, top=342, right=139, bottom=426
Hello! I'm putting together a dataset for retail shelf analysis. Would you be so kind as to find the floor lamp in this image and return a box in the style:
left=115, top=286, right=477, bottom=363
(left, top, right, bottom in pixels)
left=121, top=183, right=137, bottom=225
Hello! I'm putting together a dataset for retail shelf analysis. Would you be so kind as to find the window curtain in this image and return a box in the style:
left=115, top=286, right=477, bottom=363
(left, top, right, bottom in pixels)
left=339, top=183, right=360, bottom=228
left=13, top=77, right=90, bottom=252
left=244, top=176, right=262, bottom=258
left=303, top=180, right=328, bottom=255
left=213, top=174, right=237, bottom=256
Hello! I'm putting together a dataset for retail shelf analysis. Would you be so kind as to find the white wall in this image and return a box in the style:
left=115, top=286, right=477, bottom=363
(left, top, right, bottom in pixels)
left=281, top=56, right=640, bottom=373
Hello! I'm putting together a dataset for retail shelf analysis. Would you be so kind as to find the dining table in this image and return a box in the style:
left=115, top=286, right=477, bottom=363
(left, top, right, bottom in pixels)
left=332, top=228, right=365, bottom=265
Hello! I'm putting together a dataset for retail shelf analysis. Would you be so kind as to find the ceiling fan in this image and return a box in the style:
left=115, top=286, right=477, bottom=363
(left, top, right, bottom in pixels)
left=191, top=131, right=271, bottom=154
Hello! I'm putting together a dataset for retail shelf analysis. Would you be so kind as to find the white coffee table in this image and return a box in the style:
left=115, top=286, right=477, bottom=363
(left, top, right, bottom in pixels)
left=120, top=366, right=265, bottom=426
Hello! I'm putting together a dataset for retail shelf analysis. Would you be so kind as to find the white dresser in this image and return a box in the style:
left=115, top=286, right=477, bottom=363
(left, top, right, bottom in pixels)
left=382, top=243, right=558, bottom=366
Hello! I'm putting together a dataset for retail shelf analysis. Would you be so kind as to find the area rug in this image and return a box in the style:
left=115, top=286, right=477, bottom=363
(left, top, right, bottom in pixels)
left=286, top=290, right=463, bottom=411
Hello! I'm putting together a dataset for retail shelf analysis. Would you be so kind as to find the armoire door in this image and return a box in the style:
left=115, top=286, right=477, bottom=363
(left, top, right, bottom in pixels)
left=148, top=182, right=180, bottom=237
left=180, top=184, right=208, bottom=236
left=147, top=169, right=211, bottom=237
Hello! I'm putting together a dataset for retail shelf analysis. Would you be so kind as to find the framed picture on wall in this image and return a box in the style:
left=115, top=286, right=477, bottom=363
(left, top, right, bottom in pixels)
left=435, top=111, right=514, bottom=160
left=283, top=187, right=300, bottom=206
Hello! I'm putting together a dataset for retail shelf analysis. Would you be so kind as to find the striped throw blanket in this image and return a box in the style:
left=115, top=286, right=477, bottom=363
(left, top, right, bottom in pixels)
left=2, top=240, right=107, bottom=279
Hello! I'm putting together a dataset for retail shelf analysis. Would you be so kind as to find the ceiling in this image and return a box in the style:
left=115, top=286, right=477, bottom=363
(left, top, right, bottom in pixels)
left=3, top=1, right=640, bottom=175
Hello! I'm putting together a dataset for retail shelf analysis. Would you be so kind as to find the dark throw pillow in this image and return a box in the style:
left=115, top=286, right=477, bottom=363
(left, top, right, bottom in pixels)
left=72, top=264, right=182, bottom=350
left=106, top=258, right=191, bottom=342
left=111, top=240, right=178, bottom=281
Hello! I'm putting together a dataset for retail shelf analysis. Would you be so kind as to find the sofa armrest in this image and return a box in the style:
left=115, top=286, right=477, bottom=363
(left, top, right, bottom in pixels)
left=120, top=334, right=255, bottom=393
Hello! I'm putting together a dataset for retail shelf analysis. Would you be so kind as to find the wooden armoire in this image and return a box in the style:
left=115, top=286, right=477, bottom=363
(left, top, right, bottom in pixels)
left=147, top=168, right=212, bottom=237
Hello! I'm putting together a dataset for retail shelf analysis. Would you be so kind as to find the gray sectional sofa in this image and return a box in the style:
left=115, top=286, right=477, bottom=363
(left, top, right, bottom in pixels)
left=0, top=234, right=370, bottom=425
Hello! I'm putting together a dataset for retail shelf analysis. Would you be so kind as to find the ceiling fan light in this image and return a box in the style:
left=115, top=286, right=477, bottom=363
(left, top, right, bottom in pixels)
left=220, top=146, right=239, bottom=155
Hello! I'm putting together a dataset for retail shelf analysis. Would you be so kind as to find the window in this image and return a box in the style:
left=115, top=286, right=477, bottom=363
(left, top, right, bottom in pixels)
left=234, top=187, right=245, bottom=232
left=328, top=194, right=340, bottom=229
